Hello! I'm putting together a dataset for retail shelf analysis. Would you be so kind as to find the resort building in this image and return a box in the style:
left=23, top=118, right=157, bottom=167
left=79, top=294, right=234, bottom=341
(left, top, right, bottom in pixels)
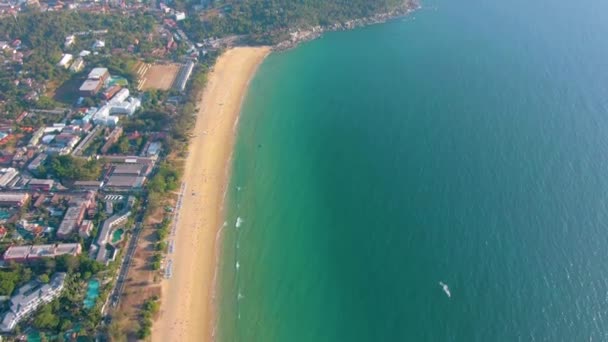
left=3, top=244, right=82, bottom=262
left=95, top=211, right=130, bottom=263
left=0, top=273, right=67, bottom=332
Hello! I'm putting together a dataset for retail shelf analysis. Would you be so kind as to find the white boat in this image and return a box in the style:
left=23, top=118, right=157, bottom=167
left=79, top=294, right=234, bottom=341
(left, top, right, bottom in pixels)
left=439, top=281, right=451, bottom=298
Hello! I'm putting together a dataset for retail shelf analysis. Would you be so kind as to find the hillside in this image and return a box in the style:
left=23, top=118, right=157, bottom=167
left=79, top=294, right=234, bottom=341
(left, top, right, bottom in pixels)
left=182, top=0, right=418, bottom=43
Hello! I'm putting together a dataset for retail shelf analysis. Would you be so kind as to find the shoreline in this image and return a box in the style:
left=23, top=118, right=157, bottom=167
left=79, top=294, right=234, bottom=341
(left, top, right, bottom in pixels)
left=152, top=46, right=271, bottom=342
left=273, top=0, right=420, bottom=51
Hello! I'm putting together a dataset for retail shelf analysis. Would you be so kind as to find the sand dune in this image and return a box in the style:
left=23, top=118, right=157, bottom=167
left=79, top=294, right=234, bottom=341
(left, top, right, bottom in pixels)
left=153, top=47, right=271, bottom=342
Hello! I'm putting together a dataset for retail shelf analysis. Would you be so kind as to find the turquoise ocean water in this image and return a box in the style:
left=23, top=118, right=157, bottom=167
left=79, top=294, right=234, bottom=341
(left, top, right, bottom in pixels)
left=218, top=0, right=608, bottom=340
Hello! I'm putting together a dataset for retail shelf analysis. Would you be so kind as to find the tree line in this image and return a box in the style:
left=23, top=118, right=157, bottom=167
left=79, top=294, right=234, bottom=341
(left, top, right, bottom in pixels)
left=182, top=0, right=413, bottom=43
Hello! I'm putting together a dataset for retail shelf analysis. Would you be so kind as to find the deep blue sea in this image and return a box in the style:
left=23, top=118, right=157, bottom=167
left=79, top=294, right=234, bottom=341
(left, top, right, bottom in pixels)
left=219, top=0, right=608, bottom=340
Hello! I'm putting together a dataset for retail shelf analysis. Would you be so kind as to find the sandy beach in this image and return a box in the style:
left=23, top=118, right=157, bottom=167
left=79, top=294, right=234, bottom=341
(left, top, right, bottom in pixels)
left=153, top=47, right=271, bottom=342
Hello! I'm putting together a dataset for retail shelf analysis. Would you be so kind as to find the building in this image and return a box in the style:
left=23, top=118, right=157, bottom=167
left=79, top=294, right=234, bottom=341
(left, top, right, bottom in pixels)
left=102, top=85, right=122, bottom=100
left=146, top=142, right=162, bottom=157
left=27, top=179, right=54, bottom=192
left=0, top=168, right=19, bottom=188
left=105, top=175, right=145, bottom=190
left=0, top=273, right=66, bottom=332
left=4, top=244, right=81, bottom=263
left=69, top=57, right=85, bottom=72
left=92, top=40, right=105, bottom=50
left=73, top=180, right=103, bottom=190
left=64, top=35, right=75, bottom=48
left=109, top=88, right=129, bottom=103
left=100, top=126, right=123, bottom=154
left=28, top=127, right=46, bottom=147
left=49, top=133, right=81, bottom=155
left=103, top=155, right=157, bottom=164
left=0, top=193, right=29, bottom=207
left=109, top=97, right=141, bottom=116
left=87, top=67, right=109, bottom=81
left=27, top=153, right=47, bottom=173
left=56, top=204, right=86, bottom=238
left=53, top=243, right=82, bottom=257
left=79, top=220, right=94, bottom=238
left=112, top=163, right=148, bottom=176
left=79, top=79, right=103, bottom=97
left=174, top=61, right=195, bottom=91
left=93, top=110, right=120, bottom=126
left=174, top=11, right=186, bottom=21
left=57, top=54, right=73, bottom=68
left=2, top=245, right=29, bottom=262
left=96, top=211, right=130, bottom=263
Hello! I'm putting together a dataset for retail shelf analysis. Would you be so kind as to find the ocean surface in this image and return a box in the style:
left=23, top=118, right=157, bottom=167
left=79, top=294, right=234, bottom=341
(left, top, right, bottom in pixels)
left=218, top=0, right=608, bottom=340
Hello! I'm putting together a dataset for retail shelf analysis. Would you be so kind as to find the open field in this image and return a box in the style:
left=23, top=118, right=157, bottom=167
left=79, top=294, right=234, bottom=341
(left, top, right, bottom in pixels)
left=136, top=62, right=181, bottom=91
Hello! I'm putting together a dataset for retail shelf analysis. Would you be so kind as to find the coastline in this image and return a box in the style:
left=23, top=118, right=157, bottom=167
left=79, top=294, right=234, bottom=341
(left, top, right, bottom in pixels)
left=152, top=46, right=271, bottom=342
left=273, top=0, right=420, bottom=51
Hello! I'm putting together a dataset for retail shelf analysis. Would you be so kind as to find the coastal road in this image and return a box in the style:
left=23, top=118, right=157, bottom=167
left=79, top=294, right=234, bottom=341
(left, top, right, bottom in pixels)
left=109, top=220, right=143, bottom=309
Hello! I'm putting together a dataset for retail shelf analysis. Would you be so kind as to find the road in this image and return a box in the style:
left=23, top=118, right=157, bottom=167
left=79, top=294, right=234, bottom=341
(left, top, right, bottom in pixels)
left=107, top=215, right=144, bottom=309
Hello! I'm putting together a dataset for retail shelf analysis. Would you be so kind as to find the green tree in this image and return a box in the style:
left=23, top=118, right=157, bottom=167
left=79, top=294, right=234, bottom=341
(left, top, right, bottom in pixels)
left=38, top=274, right=50, bottom=283
left=34, top=305, right=60, bottom=330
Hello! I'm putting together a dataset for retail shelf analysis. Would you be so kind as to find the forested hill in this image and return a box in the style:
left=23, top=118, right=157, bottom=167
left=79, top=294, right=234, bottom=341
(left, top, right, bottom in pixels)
left=182, top=0, right=417, bottom=43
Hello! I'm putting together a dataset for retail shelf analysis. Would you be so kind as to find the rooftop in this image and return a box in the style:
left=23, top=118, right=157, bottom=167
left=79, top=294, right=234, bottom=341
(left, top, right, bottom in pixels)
left=106, top=175, right=145, bottom=188
left=88, top=67, right=108, bottom=80
left=79, top=79, right=102, bottom=92
left=3, top=245, right=30, bottom=260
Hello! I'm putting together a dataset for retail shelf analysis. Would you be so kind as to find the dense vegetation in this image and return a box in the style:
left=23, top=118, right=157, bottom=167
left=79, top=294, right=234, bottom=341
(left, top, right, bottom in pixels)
left=0, top=11, right=159, bottom=78
left=0, top=255, right=106, bottom=337
left=182, top=0, right=413, bottom=43
left=0, top=11, right=159, bottom=114
left=136, top=296, right=160, bottom=339
left=45, top=155, right=104, bottom=182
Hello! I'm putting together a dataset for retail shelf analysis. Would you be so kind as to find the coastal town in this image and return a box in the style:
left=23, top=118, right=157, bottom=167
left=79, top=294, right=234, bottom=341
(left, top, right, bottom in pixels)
left=0, top=0, right=419, bottom=340
left=0, top=0, right=221, bottom=339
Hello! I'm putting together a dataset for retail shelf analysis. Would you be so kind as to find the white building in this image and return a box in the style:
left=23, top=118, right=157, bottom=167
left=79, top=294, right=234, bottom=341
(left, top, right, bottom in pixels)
left=109, top=88, right=129, bottom=104
left=109, top=97, right=141, bottom=116
left=64, top=35, right=75, bottom=48
left=69, top=57, right=85, bottom=72
left=93, top=107, right=120, bottom=126
left=88, top=67, right=109, bottom=81
left=174, top=11, right=186, bottom=21
left=57, top=54, right=73, bottom=68
left=92, top=40, right=105, bottom=50
left=0, top=273, right=67, bottom=332
left=0, top=168, right=18, bottom=188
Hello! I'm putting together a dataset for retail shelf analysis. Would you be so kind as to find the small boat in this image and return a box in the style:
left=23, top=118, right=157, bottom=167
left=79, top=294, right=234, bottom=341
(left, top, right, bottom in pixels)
left=439, top=281, right=451, bottom=298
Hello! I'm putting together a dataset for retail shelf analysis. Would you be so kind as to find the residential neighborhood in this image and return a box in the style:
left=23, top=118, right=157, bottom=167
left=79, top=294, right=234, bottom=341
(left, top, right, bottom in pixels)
left=0, top=0, right=217, bottom=339
left=0, top=0, right=276, bottom=339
